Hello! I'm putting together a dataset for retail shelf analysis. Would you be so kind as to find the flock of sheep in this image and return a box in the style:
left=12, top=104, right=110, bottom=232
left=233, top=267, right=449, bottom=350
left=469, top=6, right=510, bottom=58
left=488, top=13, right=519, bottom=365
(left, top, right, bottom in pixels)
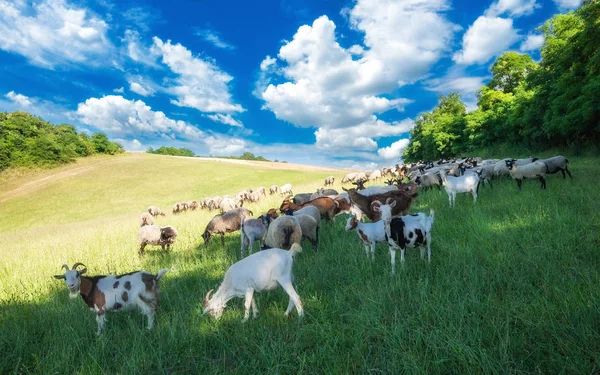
left=53, top=155, right=571, bottom=334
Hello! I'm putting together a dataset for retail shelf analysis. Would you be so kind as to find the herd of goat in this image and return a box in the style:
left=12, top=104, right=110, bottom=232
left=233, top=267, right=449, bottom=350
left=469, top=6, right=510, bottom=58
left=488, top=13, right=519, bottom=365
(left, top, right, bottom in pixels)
left=54, top=155, right=571, bottom=334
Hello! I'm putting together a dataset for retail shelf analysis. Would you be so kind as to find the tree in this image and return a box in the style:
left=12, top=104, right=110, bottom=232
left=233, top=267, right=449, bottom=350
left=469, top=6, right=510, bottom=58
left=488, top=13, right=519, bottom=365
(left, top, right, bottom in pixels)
left=487, top=52, right=538, bottom=94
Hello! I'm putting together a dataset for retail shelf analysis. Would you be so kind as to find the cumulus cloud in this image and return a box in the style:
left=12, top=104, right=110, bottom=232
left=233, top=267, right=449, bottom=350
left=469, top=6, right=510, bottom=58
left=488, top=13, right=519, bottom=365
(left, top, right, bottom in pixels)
left=151, top=37, right=244, bottom=115
left=258, top=1, right=457, bottom=152
left=76, top=95, right=205, bottom=140
left=195, top=29, right=236, bottom=50
left=3, top=91, right=76, bottom=124
left=127, top=75, right=156, bottom=97
left=453, top=16, right=520, bottom=65
left=553, top=0, right=582, bottom=11
left=204, top=136, right=247, bottom=155
left=121, top=29, right=159, bottom=67
left=0, top=0, right=112, bottom=68
left=113, top=87, right=125, bottom=93
left=485, top=0, right=539, bottom=17
left=377, top=139, right=410, bottom=160
left=520, top=33, right=545, bottom=51
left=113, top=138, right=144, bottom=151
left=5, top=91, right=32, bottom=107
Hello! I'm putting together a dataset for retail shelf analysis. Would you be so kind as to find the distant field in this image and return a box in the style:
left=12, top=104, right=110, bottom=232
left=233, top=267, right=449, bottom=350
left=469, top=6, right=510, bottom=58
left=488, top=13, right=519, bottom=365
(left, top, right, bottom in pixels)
left=1, top=153, right=599, bottom=374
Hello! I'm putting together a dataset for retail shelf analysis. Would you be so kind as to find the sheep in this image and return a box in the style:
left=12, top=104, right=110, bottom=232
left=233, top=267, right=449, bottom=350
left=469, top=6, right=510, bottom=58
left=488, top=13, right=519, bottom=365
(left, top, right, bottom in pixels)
left=540, top=155, right=571, bottom=179
left=354, top=172, right=368, bottom=182
left=467, top=165, right=494, bottom=188
left=279, top=196, right=337, bottom=222
left=138, top=225, right=178, bottom=255
left=240, top=214, right=273, bottom=257
left=355, top=184, right=398, bottom=196
left=283, top=210, right=319, bottom=252
left=280, top=183, right=293, bottom=196
left=172, top=203, right=181, bottom=214
left=254, top=186, right=267, bottom=196
left=505, top=159, right=548, bottom=190
left=147, top=206, right=166, bottom=217
left=219, top=197, right=237, bottom=213
left=269, top=185, right=279, bottom=195
left=202, top=243, right=303, bottom=321
left=439, top=169, right=480, bottom=207
left=187, top=200, right=199, bottom=210
left=324, top=175, right=335, bottom=186
left=202, top=207, right=253, bottom=246
left=140, top=212, right=155, bottom=227
left=263, top=215, right=302, bottom=250
left=290, top=205, right=321, bottom=227
left=493, top=158, right=514, bottom=177
left=386, top=209, right=435, bottom=266
left=415, top=172, right=442, bottom=191
left=53, top=263, right=168, bottom=335
left=368, top=169, right=382, bottom=181
left=247, top=191, right=262, bottom=203
left=342, top=172, right=359, bottom=183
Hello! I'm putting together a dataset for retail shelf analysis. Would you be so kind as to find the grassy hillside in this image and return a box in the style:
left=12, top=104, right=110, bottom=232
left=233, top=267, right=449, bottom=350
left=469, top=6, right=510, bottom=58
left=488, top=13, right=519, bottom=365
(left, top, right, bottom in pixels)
left=1, top=154, right=599, bottom=374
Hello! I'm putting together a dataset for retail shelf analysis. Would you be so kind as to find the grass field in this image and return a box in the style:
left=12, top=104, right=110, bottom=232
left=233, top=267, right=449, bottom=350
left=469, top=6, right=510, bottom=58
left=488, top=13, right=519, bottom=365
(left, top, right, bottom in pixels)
left=1, top=153, right=599, bottom=374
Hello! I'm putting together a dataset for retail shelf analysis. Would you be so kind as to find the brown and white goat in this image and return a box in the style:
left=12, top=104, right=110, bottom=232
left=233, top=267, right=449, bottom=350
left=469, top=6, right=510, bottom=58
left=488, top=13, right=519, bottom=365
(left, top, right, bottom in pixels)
left=53, top=263, right=168, bottom=335
left=279, top=196, right=336, bottom=221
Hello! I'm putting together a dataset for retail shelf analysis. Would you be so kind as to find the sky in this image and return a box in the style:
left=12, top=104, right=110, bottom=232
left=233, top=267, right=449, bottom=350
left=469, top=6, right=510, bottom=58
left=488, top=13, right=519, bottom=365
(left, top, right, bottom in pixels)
left=0, top=0, right=582, bottom=169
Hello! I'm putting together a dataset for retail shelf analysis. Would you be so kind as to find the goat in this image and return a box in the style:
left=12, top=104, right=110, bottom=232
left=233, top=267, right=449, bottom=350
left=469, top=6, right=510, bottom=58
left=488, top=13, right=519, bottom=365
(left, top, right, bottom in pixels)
left=203, top=244, right=304, bottom=321
left=279, top=196, right=336, bottom=222
left=345, top=215, right=396, bottom=272
left=387, top=209, right=435, bottom=265
left=202, top=208, right=253, bottom=246
left=280, top=183, right=293, bottom=196
left=439, top=169, right=480, bottom=207
left=53, top=263, right=168, bottom=335
left=343, top=185, right=418, bottom=221
left=240, top=214, right=272, bottom=257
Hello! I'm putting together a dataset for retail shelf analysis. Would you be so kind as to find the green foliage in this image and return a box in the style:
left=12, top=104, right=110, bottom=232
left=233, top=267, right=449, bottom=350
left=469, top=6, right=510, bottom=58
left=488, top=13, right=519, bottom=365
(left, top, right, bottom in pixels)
left=199, top=151, right=272, bottom=162
left=147, top=146, right=195, bottom=157
left=403, top=2, right=600, bottom=162
left=0, top=111, right=122, bottom=171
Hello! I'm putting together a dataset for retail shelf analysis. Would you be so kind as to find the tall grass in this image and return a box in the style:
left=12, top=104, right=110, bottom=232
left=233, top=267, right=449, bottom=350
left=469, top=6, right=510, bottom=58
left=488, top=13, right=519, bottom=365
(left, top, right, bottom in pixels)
left=1, top=154, right=599, bottom=374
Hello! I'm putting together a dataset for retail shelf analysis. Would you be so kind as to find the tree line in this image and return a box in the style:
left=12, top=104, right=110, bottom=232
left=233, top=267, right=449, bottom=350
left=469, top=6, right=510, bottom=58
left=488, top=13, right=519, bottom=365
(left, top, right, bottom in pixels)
left=403, top=2, right=599, bottom=162
left=0, top=111, right=123, bottom=171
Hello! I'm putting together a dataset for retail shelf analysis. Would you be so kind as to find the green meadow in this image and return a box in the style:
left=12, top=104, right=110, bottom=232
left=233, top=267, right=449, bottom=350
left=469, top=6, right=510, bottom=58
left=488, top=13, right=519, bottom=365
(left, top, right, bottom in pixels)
left=1, top=153, right=599, bottom=374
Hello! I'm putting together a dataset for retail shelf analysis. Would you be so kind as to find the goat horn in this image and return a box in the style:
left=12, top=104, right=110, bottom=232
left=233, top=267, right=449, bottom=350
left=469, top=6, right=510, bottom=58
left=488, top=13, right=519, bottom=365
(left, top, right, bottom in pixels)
left=72, top=262, right=87, bottom=270
left=203, top=289, right=214, bottom=307
left=61, top=264, right=69, bottom=271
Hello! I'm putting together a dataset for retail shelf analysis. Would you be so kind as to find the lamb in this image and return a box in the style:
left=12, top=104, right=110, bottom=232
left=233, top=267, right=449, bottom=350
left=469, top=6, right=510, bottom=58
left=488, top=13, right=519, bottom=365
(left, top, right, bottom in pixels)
left=202, top=207, right=253, bottom=246
left=240, top=214, right=273, bottom=257
left=439, top=169, right=480, bottom=207
left=540, top=155, right=572, bottom=179
left=54, top=263, right=168, bottom=335
left=140, top=212, right=155, bottom=227
left=324, top=175, right=335, bottom=186
left=263, top=215, right=302, bottom=250
left=202, top=243, right=303, bottom=321
left=138, top=225, right=178, bottom=255
left=505, top=159, right=548, bottom=190
left=269, top=185, right=279, bottom=195
left=386, top=209, right=435, bottom=266
left=147, top=206, right=166, bottom=217
left=280, top=183, right=293, bottom=196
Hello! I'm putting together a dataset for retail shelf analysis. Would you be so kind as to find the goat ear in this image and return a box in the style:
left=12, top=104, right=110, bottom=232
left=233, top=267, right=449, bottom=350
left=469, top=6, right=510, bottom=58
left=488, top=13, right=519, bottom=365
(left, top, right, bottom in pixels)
left=53, top=274, right=65, bottom=280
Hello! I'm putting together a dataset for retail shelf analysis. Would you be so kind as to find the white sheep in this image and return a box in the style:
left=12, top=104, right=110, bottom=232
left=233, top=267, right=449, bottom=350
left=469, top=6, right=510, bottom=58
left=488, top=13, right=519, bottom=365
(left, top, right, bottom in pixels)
left=324, top=175, right=335, bottom=186
left=279, top=183, right=293, bottom=196
left=203, top=244, right=304, bottom=321
left=138, top=225, right=178, bottom=255
left=505, top=159, right=547, bottom=190
left=269, top=185, right=279, bottom=195
left=147, top=206, right=166, bottom=217
left=53, top=263, right=168, bottom=335
left=140, top=212, right=154, bottom=227
left=439, top=169, right=480, bottom=207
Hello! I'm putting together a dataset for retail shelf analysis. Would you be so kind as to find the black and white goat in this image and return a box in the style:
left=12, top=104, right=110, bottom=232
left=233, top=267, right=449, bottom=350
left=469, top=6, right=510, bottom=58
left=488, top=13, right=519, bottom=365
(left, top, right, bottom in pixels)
left=53, top=263, right=168, bottom=335
left=387, top=210, right=435, bottom=265
left=203, top=244, right=304, bottom=321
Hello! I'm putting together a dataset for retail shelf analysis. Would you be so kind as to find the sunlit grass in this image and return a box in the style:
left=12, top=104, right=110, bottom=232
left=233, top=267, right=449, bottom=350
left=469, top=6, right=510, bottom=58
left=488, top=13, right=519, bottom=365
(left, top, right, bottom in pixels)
left=1, top=154, right=599, bottom=373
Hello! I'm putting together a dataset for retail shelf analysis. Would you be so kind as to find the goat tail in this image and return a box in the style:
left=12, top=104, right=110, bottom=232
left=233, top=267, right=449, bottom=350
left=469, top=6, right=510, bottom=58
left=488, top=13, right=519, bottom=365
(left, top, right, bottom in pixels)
left=426, top=209, right=435, bottom=233
left=155, top=269, right=169, bottom=280
left=289, top=243, right=303, bottom=257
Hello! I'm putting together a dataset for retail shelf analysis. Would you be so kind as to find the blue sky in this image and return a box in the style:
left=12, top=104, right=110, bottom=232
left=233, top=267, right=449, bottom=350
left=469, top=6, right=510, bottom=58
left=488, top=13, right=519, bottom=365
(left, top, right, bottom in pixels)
left=0, top=0, right=581, bottom=169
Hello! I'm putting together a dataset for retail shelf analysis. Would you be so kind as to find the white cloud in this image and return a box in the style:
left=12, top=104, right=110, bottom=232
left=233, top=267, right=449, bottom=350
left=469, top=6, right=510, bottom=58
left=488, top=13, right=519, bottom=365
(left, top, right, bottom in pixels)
left=129, top=82, right=154, bottom=96
left=76, top=95, right=205, bottom=140
left=204, top=136, right=247, bottom=155
left=195, top=29, right=235, bottom=50
left=520, top=33, right=545, bottom=51
left=113, top=87, right=125, bottom=93
left=0, top=0, right=112, bottom=68
left=377, top=138, right=410, bottom=160
left=486, top=0, right=539, bottom=17
left=151, top=37, right=244, bottom=115
left=259, top=1, right=457, bottom=152
left=121, top=29, right=159, bottom=67
left=426, top=76, right=488, bottom=95
left=206, top=113, right=243, bottom=127
left=453, top=16, right=520, bottom=65
left=123, top=6, right=161, bottom=32
left=127, top=76, right=156, bottom=97
left=5, top=91, right=32, bottom=107
left=113, top=138, right=144, bottom=151
left=553, top=0, right=582, bottom=11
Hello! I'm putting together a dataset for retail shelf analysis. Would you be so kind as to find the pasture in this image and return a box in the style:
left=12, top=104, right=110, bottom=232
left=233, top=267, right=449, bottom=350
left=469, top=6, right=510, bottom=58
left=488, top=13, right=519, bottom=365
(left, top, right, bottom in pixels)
left=1, top=153, right=599, bottom=374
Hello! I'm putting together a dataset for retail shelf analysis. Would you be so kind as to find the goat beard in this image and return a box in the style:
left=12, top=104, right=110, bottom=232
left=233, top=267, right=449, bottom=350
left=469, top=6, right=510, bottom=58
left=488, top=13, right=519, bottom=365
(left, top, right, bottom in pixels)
left=69, top=289, right=79, bottom=299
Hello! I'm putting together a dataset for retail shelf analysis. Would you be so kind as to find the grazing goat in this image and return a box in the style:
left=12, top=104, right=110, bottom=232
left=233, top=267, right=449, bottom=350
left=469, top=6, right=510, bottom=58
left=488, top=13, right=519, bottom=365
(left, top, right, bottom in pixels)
left=280, top=196, right=336, bottom=221
left=203, top=244, right=304, bottom=321
left=54, top=263, right=168, bottom=335
left=439, top=170, right=480, bottom=207
left=505, top=159, right=547, bottom=190
left=269, top=185, right=279, bottom=195
left=139, top=225, right=178, bottom=255
left=280, top=183, right=293, bottom=196
left=203, top=208, right=253, bottom=246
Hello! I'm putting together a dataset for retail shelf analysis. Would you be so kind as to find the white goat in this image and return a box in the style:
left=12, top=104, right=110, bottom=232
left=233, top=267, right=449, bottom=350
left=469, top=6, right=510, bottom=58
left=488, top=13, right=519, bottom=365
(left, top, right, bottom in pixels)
left=203, top=244, right=304, bottom=321
left=440, top=169, right=480, bottom=207
left=53, top=263, right=168, bottom=335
